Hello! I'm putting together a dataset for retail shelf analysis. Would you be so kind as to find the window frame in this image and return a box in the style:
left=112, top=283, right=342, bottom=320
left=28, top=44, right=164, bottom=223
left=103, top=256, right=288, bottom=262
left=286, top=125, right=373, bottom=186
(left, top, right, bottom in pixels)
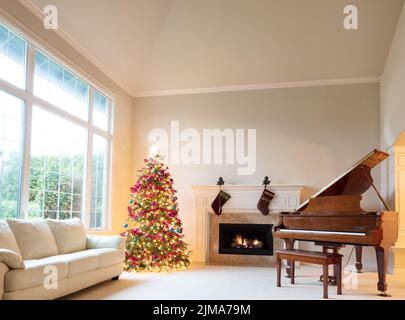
left=0, top=19, right=114, bottom=231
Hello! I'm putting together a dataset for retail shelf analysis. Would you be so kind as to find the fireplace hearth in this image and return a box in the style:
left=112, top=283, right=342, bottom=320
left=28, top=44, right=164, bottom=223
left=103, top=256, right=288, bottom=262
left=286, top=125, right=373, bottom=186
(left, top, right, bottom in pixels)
left=219, top=223, right=273, bottom=256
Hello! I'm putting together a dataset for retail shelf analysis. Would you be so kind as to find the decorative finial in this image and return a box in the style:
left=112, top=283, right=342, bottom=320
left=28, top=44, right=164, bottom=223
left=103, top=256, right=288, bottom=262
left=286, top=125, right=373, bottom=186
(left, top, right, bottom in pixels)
left=262, top=176, right=271, bottom=187
left=216, top=177, right=225, bottom=186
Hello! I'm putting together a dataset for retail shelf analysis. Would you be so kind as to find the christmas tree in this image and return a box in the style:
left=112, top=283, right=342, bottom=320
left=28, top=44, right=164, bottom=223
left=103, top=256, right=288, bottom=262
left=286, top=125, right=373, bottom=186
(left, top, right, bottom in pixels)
left=122, top=154, right=191, bottom=272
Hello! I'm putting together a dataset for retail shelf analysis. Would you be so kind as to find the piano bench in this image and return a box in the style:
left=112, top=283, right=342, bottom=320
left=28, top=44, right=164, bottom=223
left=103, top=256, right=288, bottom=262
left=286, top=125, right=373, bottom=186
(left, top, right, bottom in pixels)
left=276, top=249, right=343, bottom=299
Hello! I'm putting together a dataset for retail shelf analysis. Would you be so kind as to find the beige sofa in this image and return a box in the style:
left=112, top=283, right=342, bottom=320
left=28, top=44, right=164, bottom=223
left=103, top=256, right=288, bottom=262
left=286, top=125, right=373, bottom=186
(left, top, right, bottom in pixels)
left=0, top=218, right=124, bottom=300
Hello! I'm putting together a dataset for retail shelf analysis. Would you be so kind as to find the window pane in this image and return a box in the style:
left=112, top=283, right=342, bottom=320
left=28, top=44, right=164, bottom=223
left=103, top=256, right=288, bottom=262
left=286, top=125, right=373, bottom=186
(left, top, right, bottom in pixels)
left=0, top=90, right=24, bottom=219
left=29, top=107, right=87, bottom=220
left=90, top=135, right=107, bottom=228
left=93, top=91, right=109, bottom=130
left=34, top=50, right=89, bottom=120
left=0, top=24, right=27, bottom=89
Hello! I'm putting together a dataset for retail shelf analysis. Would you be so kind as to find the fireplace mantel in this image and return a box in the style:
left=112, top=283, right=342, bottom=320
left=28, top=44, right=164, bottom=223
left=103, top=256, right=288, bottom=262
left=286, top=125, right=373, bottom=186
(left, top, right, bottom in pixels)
left=191, top=184, right=305, bottom=262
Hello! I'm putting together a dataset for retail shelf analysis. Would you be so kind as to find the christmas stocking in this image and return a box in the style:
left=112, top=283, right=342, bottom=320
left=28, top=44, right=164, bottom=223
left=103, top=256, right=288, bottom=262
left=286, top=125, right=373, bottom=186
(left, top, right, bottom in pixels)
left=211, top=190, right=231, bottom=215
left=257, top=189, right=275, bottom=215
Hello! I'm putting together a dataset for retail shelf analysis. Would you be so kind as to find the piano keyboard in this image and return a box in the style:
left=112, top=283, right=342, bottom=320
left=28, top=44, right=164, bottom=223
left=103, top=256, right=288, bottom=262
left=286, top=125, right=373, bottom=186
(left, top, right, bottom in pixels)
left=277, top=229, right=366, bottom=236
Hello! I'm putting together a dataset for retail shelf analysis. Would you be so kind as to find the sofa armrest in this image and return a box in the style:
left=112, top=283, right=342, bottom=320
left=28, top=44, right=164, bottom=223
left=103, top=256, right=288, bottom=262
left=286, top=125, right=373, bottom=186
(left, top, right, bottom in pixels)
left=0, top=249, right=25, bottom=269
left=86, top=235, right=125, bottom=250
left=0, top=262, right=9, bottom=300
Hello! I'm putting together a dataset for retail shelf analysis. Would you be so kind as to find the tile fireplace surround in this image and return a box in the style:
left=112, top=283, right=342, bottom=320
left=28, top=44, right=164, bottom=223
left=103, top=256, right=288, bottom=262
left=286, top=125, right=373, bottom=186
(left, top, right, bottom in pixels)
left=191, top=185, right=304, bottom=265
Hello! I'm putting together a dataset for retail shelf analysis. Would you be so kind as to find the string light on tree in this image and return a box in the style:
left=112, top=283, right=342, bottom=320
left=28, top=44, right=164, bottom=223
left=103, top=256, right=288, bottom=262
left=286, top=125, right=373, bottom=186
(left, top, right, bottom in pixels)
left=121, top=147, right=191, bottom=272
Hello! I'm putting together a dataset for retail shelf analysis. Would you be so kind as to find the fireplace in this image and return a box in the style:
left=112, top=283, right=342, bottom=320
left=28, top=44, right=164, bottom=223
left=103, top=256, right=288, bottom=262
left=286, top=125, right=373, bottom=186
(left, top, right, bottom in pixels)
left=219, top=223, right=273, bottom=256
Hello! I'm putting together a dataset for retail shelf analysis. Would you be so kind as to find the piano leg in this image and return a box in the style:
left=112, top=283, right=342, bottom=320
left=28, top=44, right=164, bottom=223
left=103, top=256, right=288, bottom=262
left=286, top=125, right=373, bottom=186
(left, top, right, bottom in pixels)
left=283, top=239, right=295, bottom=278
left=375, top=245, right=390, bottom=296
left=355, top=245, right=363, bottom=273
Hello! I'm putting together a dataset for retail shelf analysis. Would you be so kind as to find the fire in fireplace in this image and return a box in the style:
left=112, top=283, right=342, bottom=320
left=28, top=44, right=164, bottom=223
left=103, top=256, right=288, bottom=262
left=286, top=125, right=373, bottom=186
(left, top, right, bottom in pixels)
left=232, top=234, right=263, bottom=249
left=219, top=223, right=273, bottom=256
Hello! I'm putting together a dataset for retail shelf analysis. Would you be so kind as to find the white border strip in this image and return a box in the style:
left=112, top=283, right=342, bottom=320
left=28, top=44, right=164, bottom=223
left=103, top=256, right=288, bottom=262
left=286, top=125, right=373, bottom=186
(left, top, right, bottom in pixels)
left=134, top=77, right=381, bottom=98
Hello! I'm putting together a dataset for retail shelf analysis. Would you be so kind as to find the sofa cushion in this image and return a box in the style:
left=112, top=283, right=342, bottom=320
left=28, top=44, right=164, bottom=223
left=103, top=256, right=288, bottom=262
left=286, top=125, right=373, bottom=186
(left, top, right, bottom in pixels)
left=46, top=218, right=87, bottom=254
left=0, top=249, right=25, bottom=269
left=87, top=234, right=125, bottom=250
left=92, top=248, right=124, bottom=268
left=7, top=219, right=59, bottom=260
left=0, top=220, right=22, bottom=255
left=4, top=255, right=68, bottom=292
left=58, top=250, right=99, bottom=276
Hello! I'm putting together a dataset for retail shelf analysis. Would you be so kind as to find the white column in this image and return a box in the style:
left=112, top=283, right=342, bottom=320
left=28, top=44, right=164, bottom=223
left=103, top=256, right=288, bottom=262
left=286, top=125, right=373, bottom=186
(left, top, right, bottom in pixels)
left=394, top=146, right=405, bottom=248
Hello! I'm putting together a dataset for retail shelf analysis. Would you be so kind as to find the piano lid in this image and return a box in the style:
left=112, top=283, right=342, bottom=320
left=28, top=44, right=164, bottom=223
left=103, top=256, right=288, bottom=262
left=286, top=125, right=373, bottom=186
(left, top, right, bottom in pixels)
left=296, top=149, right=389, bottom=211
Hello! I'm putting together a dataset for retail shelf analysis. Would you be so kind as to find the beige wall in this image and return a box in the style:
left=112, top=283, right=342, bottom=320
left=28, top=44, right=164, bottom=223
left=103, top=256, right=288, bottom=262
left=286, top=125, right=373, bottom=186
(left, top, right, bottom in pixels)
left=380, top=3, right=405, bottom=203
left=381, top=3, right=405, bottom=150
left=0, top=1, right=134, bottom=235
left=133, top=83, right=381, bottom=267
left=381, top=3, right=405, bottom=259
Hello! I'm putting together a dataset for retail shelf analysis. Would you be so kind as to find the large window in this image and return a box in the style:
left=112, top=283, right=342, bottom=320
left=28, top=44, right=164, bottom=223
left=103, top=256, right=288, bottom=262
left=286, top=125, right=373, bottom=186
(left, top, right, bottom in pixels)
left=90, top=135, right=108, bottom=228
left=0, top=90, right=24, bottom=219
left=93, top=91, right=108, bottom=130
left=29, top=107, right=87, bottom=220
left=0, top=22, right=113, bottom=229
left=0, top=24, right=26, bottom=89
left=34, top=50, right=89, bottom=120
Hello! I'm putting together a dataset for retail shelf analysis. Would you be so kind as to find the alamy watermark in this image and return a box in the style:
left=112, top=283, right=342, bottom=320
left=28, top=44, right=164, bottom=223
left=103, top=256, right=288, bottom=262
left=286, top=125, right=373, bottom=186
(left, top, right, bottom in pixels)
left=43, top=5, right=58, bottom=30
left=148, top=121, right=256, bottom=175
left=343, top=4, right=358, bottom=30
left=42, top=4, right=357, bottom=31
left=343, top=264, right=359, bottom=290
left=43, top=265, right=58, bottom=290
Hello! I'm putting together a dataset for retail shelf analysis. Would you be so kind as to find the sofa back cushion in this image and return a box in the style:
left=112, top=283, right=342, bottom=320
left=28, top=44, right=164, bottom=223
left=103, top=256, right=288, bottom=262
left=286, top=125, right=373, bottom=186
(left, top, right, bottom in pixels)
left=7, top=219, right=59, bottom=260
left=0, top=220, right=22, bottom=255
left=46, top=218, right=87, bottom=254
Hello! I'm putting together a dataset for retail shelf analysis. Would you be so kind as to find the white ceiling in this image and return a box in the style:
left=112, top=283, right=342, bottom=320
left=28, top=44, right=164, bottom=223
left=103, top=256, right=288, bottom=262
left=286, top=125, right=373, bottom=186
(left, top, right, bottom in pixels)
left=23, top=0, right=404, bottom=96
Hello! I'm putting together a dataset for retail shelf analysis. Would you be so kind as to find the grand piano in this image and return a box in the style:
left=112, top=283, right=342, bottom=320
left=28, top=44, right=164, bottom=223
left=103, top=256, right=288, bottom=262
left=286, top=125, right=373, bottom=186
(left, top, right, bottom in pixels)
left=274, top=149, right=398, bottom=296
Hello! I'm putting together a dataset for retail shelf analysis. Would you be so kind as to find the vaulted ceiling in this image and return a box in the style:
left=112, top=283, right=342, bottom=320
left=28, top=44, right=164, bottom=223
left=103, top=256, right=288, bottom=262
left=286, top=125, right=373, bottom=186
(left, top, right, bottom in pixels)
left=22, top=0, right=405, bottom=96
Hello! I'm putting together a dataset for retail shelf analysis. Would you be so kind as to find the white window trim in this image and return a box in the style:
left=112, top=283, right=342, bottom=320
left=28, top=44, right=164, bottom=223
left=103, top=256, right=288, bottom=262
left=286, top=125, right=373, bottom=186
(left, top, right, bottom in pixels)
left=0, top=19, right=114, bottom=231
